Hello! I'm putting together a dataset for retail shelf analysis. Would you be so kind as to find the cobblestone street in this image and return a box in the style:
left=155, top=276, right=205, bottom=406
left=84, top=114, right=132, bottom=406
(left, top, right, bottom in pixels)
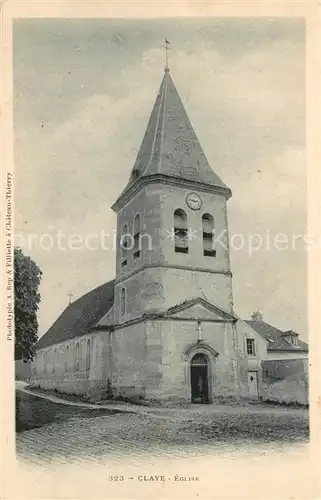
left=16, top=387, right=309, bottom=467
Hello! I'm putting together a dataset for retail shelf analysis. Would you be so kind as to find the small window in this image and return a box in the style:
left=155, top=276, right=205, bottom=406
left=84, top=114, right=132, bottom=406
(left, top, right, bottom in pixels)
left=246, top=339, right=255, bottom=356
left=202, top=213, right=216, bottom=257
left=133, top=214, right=141, bottom=259
left=120, top=288, right=126, bottom=317
left=174, top=209, right=188, bottom=254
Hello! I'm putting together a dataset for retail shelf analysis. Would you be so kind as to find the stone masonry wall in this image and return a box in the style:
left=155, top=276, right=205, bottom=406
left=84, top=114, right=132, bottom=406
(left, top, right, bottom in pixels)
left=114, top=182, right=234, bottom=323
left=31, top=331, right=111, bottom=397
left=110, top=322, right=147, bottom=399
left=145, top=319, right=248, bottom=403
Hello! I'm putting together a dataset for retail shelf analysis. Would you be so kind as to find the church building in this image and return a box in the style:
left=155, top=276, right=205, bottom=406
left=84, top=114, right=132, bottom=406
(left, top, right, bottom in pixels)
left=31, top=66, right=307, bottom=405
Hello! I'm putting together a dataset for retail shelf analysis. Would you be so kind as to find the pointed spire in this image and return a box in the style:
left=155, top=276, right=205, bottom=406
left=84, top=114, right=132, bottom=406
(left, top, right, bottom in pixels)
left=113, top=70, right=231, bottom=209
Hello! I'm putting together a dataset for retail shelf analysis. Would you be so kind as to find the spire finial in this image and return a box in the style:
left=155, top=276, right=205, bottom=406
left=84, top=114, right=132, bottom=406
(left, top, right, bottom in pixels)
left=67, top=292, right=73, bottom=305
left=164, top=38, right=171, bottom=71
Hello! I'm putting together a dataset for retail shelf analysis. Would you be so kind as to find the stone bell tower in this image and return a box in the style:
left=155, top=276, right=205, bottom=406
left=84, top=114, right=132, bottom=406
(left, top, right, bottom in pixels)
left=111, top=67, right=234, bottom=326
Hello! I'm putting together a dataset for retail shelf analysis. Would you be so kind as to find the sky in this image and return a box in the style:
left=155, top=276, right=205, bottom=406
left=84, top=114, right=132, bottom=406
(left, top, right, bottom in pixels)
left=13, top=18, right=307, bottom=339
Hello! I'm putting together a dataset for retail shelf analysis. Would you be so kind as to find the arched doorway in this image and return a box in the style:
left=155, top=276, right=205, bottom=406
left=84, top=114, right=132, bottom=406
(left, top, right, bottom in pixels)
left=190, top=353, right=209, bottom=404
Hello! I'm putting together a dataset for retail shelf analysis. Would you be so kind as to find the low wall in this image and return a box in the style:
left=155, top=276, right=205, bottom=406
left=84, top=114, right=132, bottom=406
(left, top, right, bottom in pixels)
left=261, top=358, right=308, bottom=405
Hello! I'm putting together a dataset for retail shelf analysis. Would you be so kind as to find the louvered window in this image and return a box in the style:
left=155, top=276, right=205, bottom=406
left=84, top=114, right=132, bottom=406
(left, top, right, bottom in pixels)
left=202, top=213, right=216, bottom=257
left=174, top=209, right=188, bottom=253
left=133, top=214, right=141, bottom=259
left=120, top=223, right=128, bottom=267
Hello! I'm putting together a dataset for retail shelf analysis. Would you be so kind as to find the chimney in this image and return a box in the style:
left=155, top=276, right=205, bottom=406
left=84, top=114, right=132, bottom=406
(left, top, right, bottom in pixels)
left=251, top=311, right=263, bottom=322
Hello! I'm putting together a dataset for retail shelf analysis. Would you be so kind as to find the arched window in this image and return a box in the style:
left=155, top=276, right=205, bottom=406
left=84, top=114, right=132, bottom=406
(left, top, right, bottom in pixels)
left=120, top=287, right=126, bottom=317
left=86, top=339, right=91, bottom=373
left=44, top=352, right=47, bottom=375
left=133, top=214, right=141, bottom=259
left=65, top=346, right=69, bottom=372
left=52, top=349, right=56, bottom=375
left=202, top=213, right=216, bottom=257
left=75, top=342, right=80, bottom=372
left=174, top=209, right=188, bottom=254
left=120, top=223, right=128, bottom=267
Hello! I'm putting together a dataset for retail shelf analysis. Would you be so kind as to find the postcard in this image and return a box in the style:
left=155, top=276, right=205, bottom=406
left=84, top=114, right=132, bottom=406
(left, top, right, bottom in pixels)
left=1, top=1, right=320, bottom=499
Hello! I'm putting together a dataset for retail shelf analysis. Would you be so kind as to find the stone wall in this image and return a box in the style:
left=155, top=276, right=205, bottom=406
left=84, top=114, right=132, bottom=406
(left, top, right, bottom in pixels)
left=261, top=358, right=309, bottom=405
left=110, top=322, right=147, bottom=399
left=115, top=267, right=233, bottom=325
left=31, top=315, right=250, bottom=404
left=144, top=319, right=249, bottom=403
left=31, top=331, right=111, bottom=397
left=114, top=182, right=234, bottom=325
left=266, top=350, right=308, bottom=361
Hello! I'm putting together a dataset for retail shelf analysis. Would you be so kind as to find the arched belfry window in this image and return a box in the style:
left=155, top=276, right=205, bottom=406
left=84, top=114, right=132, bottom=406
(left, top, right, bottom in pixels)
left=202, top=213, right=216, bottom=257
left=133, top=214, right=141, bottom=259
left=120, top=223, right=128, bottom=267
left=174, top=209, right=189, bottom=254
left=120, top=287, right=126, bottom=317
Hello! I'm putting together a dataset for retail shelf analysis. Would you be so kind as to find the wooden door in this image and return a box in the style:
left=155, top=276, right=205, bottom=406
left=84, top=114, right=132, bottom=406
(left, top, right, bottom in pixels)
left=190, top=354, right=209, bottom=404
left=248, top=371, right=259, bottom=399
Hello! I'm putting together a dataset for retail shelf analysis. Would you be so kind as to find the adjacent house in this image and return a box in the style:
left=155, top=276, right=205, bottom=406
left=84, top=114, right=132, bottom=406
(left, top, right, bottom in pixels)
left=237, top=312, right=308, bottom=404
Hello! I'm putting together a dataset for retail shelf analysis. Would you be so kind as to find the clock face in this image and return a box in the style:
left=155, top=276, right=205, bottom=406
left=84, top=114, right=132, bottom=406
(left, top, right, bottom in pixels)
left=186, top=192, right=202, bottom=210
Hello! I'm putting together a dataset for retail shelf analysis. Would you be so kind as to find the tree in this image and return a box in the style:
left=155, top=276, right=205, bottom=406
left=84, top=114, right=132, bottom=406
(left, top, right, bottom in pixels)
left=14, top=247, right=42, bottom=362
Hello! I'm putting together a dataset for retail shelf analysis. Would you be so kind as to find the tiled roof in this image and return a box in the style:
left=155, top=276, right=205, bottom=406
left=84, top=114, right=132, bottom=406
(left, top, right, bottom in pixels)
left=35, top=280, right=115, bottom=350
left=115, top=69, right=231, bottom=203
left=245, top=320, right=308, bottom=352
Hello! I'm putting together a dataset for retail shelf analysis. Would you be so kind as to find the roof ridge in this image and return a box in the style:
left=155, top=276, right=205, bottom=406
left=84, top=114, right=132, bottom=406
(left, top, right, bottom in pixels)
left=157, top=69, right=168, bottom=174
left=140, top=74, right=166, bottom=178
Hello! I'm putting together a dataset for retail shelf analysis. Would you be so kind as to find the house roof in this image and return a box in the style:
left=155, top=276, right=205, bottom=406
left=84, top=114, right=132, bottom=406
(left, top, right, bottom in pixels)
left=113, top=69, right=231, bottom=206
left=245, top=320, right=308, bottom=352
left=35, top=280, right=114, bottom=350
